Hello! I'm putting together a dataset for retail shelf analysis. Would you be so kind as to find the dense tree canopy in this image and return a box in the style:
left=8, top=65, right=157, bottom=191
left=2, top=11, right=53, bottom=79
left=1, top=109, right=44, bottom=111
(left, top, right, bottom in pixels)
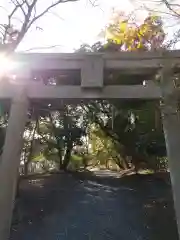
left=78, top=11, right=167, bottom=172
left=105, top=12, right=165, bottom=51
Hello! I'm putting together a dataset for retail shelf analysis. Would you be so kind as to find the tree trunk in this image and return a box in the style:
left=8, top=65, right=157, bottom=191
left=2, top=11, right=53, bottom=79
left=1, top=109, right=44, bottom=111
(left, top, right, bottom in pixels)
left=123, top=157, right=130, bottom=169
left=57, top=146, right=63, bottom=171
left=61, top=142, right=73, bottom=171
left=48, top=113, right=64, bottom=171
left=82, top=155, right=88, bottom=169
left=120, top=150, right=130, bottom=169
left=24, top=162, right=28, bottom=176
left=105, top=159, right=109, bottom=169
left=114, top=157, right=125, bottom=170
left=24, top=118, right=38, bottom=176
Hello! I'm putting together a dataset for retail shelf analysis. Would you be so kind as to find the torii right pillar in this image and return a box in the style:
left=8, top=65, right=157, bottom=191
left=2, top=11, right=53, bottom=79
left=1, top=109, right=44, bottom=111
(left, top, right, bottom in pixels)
left=161, top=63, right=180, bottom=238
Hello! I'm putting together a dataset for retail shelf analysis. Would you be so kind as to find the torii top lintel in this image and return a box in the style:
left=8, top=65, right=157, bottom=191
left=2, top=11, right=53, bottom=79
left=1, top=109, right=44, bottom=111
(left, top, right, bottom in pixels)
left=0, top=50, right=180, bottom=100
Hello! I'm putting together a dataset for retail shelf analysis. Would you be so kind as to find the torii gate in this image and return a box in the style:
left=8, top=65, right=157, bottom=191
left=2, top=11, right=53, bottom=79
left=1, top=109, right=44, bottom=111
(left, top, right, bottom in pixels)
left=0, top=50, right=180, bottom=239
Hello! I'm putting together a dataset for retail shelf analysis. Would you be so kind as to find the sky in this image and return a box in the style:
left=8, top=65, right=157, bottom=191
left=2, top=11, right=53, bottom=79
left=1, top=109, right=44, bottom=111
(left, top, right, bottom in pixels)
left=0, top=0, right=179, bottom=52
left=20, top=0, right=134, bottom=52
left=0, top=0, right=138, bottom=52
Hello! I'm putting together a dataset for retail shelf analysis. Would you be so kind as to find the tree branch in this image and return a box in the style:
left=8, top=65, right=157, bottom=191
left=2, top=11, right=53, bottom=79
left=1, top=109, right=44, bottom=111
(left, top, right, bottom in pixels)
left=10, top=0, right=26, bottom=17
left=3, top=4, right=19, bottom=44
left=162, top=0, right=180, bottom=18
left=27, top=0, right=78, bottom=29
left=143, top=4, right=179, bottom=18
left=4, top=0, right=78, bottom=52
left=6, top=0, right=38, bottom=51
left=23, top=44, right=63, bottom=52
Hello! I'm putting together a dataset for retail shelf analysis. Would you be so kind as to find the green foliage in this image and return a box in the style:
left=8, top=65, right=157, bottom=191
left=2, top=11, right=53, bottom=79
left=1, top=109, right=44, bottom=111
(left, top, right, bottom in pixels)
left=68, top=154, right=83, bottom=170
left=88, top=123, right=125, bottom=169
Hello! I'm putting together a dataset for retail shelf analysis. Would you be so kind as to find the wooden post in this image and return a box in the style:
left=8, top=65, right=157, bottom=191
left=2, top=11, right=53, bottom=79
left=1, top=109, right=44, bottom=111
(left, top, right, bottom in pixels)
left=0, top=86, right=28, bottom=240
left=160, top=65, right=180, bottom=238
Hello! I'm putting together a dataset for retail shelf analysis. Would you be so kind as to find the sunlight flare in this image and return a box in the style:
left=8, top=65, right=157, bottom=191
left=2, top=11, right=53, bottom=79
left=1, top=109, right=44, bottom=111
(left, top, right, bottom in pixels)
left=0, top=54, right=19, bottom=77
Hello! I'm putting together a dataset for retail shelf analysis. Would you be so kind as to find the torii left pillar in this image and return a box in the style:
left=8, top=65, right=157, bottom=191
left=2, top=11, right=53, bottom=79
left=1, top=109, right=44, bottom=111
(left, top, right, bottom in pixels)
left=0, top=86, right=28, bottom=240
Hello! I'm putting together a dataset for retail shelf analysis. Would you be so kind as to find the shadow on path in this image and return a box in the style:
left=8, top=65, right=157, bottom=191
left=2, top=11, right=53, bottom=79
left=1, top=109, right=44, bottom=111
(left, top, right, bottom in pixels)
left=10, top=170, right=178, bottom=240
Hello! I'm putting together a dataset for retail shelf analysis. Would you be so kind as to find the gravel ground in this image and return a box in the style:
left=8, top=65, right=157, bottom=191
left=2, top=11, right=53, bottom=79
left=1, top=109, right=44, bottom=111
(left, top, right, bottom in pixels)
left=10, top=170, right=178, bottom=240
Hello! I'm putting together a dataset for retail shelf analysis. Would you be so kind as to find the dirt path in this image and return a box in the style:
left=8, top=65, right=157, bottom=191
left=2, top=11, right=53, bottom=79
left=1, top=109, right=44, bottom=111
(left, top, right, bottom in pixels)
left=10, top=170, right=178, bottom=240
